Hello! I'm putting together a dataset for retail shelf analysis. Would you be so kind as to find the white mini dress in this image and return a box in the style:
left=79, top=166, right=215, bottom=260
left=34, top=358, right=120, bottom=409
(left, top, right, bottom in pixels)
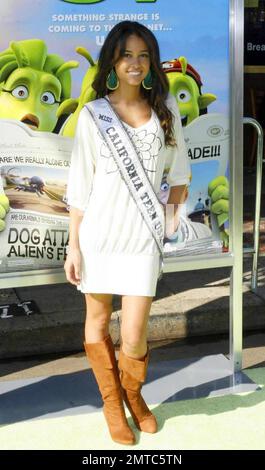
left=66, top=94, right=190, bottom=296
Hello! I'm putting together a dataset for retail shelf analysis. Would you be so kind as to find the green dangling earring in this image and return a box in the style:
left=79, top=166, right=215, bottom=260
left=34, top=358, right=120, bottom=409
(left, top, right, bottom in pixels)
left=106, top=68, right=119, bottom=90
left=142, top=70, right=153, bottom=90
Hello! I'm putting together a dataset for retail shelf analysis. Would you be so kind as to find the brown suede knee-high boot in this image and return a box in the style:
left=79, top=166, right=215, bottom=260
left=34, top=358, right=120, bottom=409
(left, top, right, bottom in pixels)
left=118, top=348, right=157, bottom=434
left=84, top=335, right=135, bottom=445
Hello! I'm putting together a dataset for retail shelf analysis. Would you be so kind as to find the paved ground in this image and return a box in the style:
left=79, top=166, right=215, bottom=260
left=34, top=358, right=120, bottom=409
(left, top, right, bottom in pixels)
left=1, top=328, right=265, bottom=382
left=0, top=332, right=264, bottom=450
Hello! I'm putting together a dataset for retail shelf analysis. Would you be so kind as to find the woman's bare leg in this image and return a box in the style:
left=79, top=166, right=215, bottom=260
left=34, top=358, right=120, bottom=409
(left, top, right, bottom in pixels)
left=84, top=293, right=113, bottom=343
left=120, top=295, right=153, bottom=358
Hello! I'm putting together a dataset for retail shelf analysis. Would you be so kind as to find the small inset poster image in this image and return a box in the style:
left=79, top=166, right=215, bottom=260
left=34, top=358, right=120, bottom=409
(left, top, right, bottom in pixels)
left=2, top=165, right=69, bottom=216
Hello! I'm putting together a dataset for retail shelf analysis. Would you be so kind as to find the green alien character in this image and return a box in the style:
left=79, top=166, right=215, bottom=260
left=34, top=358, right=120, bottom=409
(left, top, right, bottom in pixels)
left=162, top=56, right=216, bottom=126
left=57, top=47, right=98, bottom=137
left=208, top=175, right=229, bottom=249
left=0, top=39, right=79, bottom=232
left=0, top=193, right=10, bottom=232
left=0, top=39, right=79, bottom=132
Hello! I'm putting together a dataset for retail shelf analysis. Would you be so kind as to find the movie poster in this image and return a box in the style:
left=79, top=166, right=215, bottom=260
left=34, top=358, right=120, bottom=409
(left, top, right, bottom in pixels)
left=0, top=0, right=230, bottom=277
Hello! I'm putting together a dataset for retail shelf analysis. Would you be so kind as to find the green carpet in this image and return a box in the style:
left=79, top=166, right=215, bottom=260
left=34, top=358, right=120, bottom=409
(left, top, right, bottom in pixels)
left=1, top=368, right=264, bottom=450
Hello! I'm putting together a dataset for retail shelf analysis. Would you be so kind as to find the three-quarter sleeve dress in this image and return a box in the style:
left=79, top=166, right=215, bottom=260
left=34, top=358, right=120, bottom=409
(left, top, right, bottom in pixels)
left=66, top=93, right=190, bottom=296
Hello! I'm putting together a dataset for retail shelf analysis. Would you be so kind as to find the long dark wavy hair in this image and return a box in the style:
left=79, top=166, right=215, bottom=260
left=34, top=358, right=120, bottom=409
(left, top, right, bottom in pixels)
left=92, top=21, right=176, bottom=147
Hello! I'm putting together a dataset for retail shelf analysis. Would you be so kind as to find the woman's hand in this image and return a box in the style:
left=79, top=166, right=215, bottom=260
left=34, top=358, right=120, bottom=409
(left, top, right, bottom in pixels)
left=164, top=184, right=188, bottom=238
left=64, top=247, right=81, bottom=286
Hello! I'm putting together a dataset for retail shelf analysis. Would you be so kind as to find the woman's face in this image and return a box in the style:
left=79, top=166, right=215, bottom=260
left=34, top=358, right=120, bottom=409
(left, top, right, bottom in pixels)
left=114, top=34, right=151, bottom=88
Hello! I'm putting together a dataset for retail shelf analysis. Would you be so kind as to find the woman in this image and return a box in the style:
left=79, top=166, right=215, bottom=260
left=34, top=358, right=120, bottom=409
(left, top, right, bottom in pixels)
left=64, top=21, right=190, bottom=445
